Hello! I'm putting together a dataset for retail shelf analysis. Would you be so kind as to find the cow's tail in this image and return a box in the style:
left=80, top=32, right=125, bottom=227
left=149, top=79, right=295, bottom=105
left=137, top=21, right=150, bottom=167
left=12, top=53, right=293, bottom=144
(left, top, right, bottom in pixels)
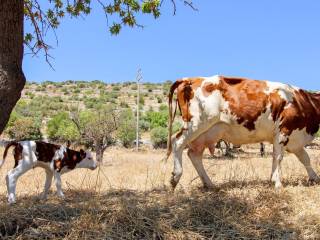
left=0, top=141, right=19, bottom=168
left=163, top=80, right=184, bottom=162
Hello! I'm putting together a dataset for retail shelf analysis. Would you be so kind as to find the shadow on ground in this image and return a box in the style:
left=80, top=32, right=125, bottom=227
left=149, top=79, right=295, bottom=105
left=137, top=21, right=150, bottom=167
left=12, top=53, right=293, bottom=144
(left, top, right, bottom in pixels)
left=0, top=184, right=301, bottom=239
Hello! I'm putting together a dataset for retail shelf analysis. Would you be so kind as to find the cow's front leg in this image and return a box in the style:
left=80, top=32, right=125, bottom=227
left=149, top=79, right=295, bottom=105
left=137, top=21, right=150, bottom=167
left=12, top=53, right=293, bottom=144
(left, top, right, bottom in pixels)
left=170, top=139, right=184, bottom=190
left=54, top=171, right=65, bottom=198
left=40, top=169, right=53, bottom=200
left=271, top=140, right=284, bottom=188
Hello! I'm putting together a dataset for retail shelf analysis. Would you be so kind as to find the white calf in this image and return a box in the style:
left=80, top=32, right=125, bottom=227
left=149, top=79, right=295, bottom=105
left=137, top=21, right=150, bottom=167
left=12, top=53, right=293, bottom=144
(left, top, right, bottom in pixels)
left=0, top=140, right=97, bottom=204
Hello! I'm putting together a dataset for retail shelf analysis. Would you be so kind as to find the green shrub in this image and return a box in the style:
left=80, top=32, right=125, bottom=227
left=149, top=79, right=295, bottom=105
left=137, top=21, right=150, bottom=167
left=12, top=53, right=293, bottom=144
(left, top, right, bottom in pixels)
left=150, top=127, right=167, bottom=148
left=139, top=95, right=145, bottom=105
left=143, top=110, right=168, bottom=129
left=159, top=104, right=168, bottom=111
left=113, top=86, right=120, bottom=91
left=47, top=112, right=79, bottom=142
left=139, top=120, right=150, bottom=132
left=131, top=85, right=138, bottom=91
left=6, top=117, right=42, bottom=140
left=73, top=88, right=81, bottom=94
left=120, top=101, right=129, bottom=108
left=78, top=83, right=86, bottom=88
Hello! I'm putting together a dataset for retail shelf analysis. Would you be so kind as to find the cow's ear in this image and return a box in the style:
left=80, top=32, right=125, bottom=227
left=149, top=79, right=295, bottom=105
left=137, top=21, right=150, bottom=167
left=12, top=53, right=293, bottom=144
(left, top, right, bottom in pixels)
left=80, top=149, right=86, bottom=158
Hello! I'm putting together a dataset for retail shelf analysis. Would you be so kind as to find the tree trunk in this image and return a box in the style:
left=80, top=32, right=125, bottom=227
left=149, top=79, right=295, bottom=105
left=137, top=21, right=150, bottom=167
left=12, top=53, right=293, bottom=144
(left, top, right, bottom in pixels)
left=0, top=0, right=26, bottom=134
left=95, top=145, right=105, bottom=163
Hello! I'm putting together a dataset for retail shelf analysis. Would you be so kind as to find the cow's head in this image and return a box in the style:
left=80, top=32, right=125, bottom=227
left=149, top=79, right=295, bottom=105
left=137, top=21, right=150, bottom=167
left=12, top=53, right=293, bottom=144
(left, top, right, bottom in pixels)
left=76, top=149, right=97, bottom=170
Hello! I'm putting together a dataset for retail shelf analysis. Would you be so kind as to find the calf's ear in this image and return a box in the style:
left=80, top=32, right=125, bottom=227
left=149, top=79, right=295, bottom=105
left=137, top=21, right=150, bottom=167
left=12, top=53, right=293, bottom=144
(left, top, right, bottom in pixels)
left=80, top=149, right=86, bottom=158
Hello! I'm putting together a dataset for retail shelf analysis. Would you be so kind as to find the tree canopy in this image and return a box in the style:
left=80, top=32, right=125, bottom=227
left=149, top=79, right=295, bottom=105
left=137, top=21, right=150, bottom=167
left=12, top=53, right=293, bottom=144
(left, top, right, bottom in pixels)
left=24, top=0, right=196, bottom=63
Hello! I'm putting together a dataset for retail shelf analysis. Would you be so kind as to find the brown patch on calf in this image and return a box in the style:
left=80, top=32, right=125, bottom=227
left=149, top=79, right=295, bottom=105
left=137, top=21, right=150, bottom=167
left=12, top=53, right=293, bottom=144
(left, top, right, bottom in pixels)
left=56, top=148, right=86, bottom=172
left=54, top=159, right=62, bottom=171
left=35, top=141, right=60, bottom=163
left=176, top=78, right=205, bottom=122
left=204, top=76, right=269, bottom=131
left=35, top=141, right=87, bottom=171
left=280, top=90, right=320, bottom=137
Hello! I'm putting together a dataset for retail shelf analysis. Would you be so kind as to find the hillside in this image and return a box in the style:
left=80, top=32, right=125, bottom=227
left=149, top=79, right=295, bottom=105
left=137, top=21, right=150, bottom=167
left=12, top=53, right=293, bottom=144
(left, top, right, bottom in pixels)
left=22, top=80, right=170, bottom=115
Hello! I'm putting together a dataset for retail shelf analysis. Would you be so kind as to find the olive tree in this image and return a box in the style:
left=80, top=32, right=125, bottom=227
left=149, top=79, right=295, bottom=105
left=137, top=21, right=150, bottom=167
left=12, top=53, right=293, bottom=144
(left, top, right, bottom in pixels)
left=71, top=105, right=120, bottom=162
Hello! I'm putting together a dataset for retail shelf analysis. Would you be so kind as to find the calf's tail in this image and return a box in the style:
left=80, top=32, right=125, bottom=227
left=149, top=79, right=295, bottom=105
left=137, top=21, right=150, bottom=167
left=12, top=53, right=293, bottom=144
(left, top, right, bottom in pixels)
left=0, top=141, right=19, bottom=168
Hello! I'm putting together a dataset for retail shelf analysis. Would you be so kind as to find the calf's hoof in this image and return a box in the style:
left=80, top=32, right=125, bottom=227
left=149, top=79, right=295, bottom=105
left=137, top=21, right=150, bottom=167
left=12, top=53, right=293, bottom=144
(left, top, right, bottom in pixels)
left=274, top=181, right=283, bottom=190
left=8, top=198, right=16, bottom=205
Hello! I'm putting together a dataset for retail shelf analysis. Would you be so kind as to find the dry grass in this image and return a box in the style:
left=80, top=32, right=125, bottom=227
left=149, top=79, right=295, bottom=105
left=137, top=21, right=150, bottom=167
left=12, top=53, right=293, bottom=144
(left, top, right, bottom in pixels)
left=0, top=144, right=320, bottom=239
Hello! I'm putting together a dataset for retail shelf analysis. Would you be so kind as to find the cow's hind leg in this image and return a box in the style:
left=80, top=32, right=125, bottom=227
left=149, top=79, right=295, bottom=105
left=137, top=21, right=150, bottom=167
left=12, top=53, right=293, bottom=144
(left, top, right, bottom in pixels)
left=294, top=148, right=320, bottom=184
left=170, top=123, right=227, bottom=190
left=40, top=169, right=54, bottom=200
left=187, top=148, right=214, bottom=189
left=6, top=160, right=32, bottom=204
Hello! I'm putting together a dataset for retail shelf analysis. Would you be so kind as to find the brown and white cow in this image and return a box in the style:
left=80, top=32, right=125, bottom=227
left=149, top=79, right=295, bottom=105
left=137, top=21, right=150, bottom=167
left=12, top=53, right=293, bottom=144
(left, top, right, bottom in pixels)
left=166, top=75, right=320, bottom=189
left=0, top=140, right=97, bottom=204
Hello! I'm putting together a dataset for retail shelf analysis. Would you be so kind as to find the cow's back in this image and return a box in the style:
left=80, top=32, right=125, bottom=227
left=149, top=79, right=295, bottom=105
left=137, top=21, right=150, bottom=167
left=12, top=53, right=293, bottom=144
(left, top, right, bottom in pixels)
left=178, top=75, right=320, bottom=148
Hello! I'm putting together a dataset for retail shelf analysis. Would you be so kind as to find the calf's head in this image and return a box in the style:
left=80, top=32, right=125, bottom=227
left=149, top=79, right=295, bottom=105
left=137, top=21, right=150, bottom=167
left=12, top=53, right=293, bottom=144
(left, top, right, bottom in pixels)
left=76, top=149, right=97, bottom=170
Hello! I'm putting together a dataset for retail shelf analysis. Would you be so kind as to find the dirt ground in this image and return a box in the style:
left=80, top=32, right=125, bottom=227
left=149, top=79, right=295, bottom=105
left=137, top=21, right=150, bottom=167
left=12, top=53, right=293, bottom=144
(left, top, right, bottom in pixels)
left=0, top=143, right=320, bottom=239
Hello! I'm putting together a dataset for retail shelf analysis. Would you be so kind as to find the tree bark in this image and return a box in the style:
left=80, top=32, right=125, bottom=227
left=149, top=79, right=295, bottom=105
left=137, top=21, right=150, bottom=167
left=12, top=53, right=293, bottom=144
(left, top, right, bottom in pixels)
left=95, top=144, right=105, bottom=163
left=0, top=0, right=26, bottom=134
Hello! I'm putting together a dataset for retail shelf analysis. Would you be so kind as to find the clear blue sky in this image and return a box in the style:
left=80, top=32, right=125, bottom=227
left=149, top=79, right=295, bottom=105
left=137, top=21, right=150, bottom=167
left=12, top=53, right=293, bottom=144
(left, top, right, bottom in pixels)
left=23, top=0, right=320, bottom=90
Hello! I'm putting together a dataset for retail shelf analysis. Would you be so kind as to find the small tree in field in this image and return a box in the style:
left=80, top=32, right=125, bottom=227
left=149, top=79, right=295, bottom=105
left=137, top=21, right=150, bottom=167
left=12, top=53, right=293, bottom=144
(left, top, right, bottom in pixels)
left=150, top=122, right=181, bottom=148
left=116, top=109, right=136, bottom=148
left=71, top=105, right=119, bottom=162
left=47, top=112, right=79, bottom=143
left=6, top=116, right=42, bottom=141
left=150, top=126, right=167, bottom=148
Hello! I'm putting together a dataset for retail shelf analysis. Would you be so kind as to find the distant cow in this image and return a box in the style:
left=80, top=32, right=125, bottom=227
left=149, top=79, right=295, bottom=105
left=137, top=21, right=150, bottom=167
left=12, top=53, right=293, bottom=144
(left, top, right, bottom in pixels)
left=0, top=141, right=97, bottom=204
left=166, top=75, right=320, bottom=189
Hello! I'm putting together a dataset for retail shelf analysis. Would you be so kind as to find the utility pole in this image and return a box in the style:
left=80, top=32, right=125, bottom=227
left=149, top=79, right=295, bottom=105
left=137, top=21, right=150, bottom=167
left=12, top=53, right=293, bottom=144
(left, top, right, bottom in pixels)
left=136, top=69, right=142, bottom=151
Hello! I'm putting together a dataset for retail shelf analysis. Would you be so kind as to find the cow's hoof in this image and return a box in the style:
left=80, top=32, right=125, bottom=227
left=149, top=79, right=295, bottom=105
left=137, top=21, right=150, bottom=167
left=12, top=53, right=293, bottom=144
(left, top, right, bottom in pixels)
left=203, top=185, right=217, bottom=191
left=170, top=174, right=178, bottom=191
left=308, top=178, right=320, bottom=185
left=57, top=193, right=65, bottom=199
left=170, top=178, right=178, bottom=191
left=39, top=193, right=48, bottom=201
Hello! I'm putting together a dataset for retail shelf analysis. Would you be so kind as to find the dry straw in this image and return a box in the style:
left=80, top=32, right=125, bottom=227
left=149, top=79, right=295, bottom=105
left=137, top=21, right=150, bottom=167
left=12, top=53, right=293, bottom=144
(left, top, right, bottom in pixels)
left=0, top=144, right=320, bottom=239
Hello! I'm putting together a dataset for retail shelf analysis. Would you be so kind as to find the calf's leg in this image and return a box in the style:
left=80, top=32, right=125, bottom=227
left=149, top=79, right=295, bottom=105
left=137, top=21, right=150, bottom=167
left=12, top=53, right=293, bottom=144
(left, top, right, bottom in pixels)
left=294, top=148, right=320, bottom=183
left=6, top=160, right=32, bottom=204
left=40, top=169, right=53, bottom=200
left=54, top=172, right=65, bottom=198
